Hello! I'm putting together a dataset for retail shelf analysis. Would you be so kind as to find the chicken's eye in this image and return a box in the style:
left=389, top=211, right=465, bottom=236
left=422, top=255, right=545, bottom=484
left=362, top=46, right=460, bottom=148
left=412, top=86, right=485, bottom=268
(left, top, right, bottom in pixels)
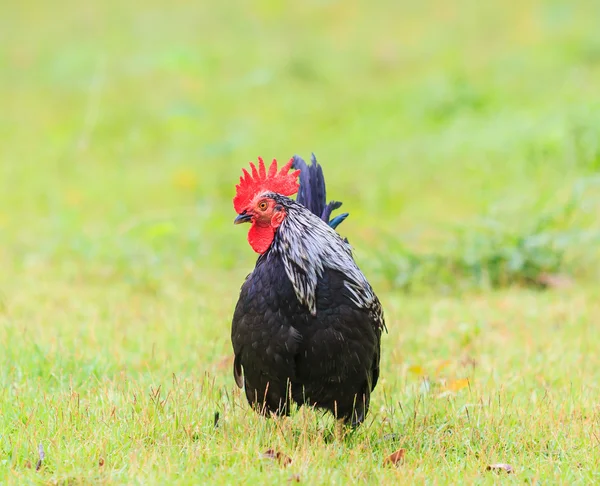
left=258, top=201, right=268, bottom=211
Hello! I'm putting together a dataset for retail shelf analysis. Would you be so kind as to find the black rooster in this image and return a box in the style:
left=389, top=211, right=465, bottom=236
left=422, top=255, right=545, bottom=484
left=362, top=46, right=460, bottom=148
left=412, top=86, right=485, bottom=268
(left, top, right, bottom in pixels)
left=231, top=154, right=385, bottom=428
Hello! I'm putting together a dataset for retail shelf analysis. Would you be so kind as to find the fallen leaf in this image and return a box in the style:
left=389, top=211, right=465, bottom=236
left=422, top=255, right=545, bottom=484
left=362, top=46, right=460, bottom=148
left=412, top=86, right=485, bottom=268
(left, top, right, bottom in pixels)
left=216, top=355, right=232, bottom=371
left=460, top=355, right=478, bottom=369
left=447, top=378, right=470, bottom=392
left=36, top=443, right=45, bottom=471
left=435, top=360, right=451, bottom=375
left=487, top=463, right=514, bottom=474
left=262, top=449, right=292, bottom=467
left=380, top=433, right=401, bottom=443
left=383, top=448, right=406, bottom=466
left=408, top=365, right=424, bottom=376
left=536, top=273, right=574, bottom=289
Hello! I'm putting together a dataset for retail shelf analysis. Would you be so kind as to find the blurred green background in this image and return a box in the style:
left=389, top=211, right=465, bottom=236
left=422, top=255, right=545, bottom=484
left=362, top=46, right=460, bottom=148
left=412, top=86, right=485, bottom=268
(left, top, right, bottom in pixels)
left=2, top=1, right=600, bottom=482
left=2, top=0, right=599, bottom=287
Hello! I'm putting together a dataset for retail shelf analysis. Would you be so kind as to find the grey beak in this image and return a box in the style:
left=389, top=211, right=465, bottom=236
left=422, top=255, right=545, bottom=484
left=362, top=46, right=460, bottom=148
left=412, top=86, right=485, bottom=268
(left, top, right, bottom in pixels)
left=234, top=212, right=252, bottom=225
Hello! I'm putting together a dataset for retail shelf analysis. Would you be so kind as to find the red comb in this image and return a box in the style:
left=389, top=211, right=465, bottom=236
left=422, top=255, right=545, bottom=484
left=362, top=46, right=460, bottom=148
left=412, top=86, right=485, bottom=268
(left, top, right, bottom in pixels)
left=233, top=157, right=300, bottom=213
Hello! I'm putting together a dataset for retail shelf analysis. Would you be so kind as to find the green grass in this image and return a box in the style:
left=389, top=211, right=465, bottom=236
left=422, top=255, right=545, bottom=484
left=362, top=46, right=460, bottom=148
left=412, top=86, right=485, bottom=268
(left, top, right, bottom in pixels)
left=2, top=0, right=600, bottom=483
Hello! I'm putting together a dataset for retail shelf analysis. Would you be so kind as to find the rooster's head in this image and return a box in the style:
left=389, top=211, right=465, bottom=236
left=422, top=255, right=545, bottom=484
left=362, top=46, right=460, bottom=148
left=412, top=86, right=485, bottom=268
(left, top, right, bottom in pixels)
left=233, top=157, right=300, bottom=254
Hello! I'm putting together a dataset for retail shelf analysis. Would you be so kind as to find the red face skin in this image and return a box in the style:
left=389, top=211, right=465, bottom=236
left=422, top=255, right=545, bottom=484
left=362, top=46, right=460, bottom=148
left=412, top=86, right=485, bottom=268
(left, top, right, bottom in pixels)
left=237, top=196, right=287, bottom=254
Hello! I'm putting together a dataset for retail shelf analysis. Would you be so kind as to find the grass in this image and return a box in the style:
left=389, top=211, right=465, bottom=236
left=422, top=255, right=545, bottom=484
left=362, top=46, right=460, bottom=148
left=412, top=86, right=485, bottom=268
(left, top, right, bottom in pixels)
left=2, top=0, right=600, bottom=483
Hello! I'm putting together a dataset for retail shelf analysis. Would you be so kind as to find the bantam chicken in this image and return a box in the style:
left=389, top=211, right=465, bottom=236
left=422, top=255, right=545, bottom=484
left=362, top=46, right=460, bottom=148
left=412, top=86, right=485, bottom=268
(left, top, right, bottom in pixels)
left=231, top=154, right=385, bottom=428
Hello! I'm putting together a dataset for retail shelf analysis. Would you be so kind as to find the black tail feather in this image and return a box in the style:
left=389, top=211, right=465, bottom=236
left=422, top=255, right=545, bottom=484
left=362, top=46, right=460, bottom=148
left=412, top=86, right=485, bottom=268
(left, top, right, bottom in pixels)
left=328, top=212, right=349, bottom=230
left=292, top=153, right=349, bottom=230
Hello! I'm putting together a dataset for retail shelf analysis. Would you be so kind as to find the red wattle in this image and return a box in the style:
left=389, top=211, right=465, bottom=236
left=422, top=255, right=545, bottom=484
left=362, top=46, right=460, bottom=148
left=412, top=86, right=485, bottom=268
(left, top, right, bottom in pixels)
left=248, top=224, right=276, bottom=254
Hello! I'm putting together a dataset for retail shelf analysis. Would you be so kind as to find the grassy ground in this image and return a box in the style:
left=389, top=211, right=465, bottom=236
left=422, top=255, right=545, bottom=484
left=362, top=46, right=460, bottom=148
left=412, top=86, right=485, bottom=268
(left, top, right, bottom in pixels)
left=2, top=0, right=600, bottom=483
